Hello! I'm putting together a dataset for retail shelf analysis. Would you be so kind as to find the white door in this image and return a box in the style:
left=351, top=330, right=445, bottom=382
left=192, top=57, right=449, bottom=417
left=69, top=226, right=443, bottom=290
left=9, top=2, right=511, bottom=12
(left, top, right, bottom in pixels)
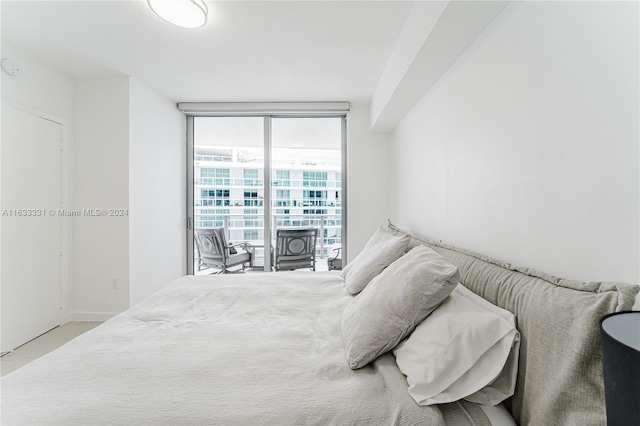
left=1, top=105, right=62, bottom=353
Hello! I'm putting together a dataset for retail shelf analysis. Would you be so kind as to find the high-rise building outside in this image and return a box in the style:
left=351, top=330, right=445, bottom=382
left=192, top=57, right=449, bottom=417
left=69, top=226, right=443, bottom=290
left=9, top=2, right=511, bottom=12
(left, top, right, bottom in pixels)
left=194, top=145, right=342, bottom=259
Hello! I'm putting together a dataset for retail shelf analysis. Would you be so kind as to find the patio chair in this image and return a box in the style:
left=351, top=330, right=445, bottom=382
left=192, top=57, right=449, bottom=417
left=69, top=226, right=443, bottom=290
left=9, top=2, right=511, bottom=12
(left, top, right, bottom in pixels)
left=194, top=228, right=252, bottom=273
left=327, top=243, right=342, bottom=271
left=274, top=228, right=317, bottom=271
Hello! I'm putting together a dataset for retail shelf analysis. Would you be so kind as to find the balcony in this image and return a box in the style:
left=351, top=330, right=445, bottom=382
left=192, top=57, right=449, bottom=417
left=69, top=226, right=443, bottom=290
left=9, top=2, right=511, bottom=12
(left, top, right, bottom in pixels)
left=194, top=213, right=341, bottom=274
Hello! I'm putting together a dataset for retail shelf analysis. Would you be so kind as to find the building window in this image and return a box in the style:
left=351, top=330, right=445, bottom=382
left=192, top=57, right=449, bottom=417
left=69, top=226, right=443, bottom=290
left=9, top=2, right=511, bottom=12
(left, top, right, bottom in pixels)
left=303, top=190, right=327, bottom=207
left=243, top=208, right=261, bottom=228
left=274, top=170, right=290, bottom=187
left=243, top=169, right=261, bottom=186
left=303, top=171, right=327, bottom=187
left=274, top=189, right=290, bottom=207
left=244, top=191, right=261, bottom=207
left=244, top=230, right=259, bottom=241
left=194, top=150, right=232, bottom=162
left=201, top=168, right=229, bottom=178
left=196, top=207, right=229, bottom=228
left=199, top=168, right=230, bottom=185
left=201, top=189, right=230, bottom=206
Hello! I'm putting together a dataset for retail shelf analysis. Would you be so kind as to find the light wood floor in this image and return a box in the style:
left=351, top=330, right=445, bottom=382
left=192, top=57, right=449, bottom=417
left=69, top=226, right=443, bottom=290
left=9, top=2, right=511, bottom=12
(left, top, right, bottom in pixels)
left=1, top=321, right=102, bottom=377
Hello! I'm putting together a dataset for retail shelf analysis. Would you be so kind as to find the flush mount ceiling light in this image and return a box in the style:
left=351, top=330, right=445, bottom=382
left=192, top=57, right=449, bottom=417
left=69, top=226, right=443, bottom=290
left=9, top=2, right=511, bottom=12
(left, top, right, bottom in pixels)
left=147, top=0, right=208, bottom=29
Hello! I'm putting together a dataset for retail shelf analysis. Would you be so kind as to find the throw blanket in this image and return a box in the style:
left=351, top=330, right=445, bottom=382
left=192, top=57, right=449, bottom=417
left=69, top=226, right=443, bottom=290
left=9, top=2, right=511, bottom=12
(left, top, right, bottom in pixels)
left=2, top=272, right=488, bottom=425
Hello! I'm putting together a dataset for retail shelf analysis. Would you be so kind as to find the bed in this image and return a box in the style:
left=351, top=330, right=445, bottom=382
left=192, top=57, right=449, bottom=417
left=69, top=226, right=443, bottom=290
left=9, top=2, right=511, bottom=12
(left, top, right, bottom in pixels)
left=2, top=223, right=638, bottom=426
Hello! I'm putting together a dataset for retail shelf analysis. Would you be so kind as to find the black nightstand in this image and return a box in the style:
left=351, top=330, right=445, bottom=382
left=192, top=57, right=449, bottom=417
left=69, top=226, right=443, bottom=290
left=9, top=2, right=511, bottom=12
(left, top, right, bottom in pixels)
left=600, top=311, right=640, bottom=426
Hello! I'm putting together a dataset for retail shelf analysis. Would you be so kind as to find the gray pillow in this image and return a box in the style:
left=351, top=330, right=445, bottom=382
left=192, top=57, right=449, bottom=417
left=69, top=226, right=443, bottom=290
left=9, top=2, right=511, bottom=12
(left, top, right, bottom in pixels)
left=342, top=226, right=410, bottom=294
left=341, top=245, right=460, bottom=369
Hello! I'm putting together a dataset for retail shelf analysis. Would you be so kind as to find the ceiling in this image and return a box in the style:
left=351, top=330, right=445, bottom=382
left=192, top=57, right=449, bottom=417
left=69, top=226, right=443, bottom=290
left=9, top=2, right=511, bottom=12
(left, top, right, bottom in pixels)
left=1, top=1, right=414, bottom=103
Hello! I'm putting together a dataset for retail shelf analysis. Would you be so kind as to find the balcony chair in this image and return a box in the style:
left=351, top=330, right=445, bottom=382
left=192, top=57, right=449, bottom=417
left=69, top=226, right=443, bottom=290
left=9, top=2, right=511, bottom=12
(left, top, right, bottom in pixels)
left=274, top=228, right=317, bottom=271
left=195, top=228, right=252, bottom=274
left=327, top=243, right=342, bottom=271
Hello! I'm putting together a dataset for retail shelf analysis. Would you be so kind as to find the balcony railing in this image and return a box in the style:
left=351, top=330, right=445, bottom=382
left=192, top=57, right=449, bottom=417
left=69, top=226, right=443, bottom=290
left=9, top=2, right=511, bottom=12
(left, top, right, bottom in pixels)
left=194, top=178, right=341, bottom=188
left=194, top=155, right=340, bottom=169
left=194, top=213, right=341, bottom=259
left=195, top=199, right=342, bottom=208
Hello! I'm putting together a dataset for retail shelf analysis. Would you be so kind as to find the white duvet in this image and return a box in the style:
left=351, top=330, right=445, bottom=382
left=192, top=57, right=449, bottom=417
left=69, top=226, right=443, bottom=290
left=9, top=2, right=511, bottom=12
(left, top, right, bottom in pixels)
left=1, top=272, right=485, bottom=425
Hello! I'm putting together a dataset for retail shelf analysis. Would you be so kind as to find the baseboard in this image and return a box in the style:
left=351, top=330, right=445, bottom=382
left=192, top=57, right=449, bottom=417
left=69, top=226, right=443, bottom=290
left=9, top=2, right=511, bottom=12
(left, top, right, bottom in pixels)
left=69, top=312, right=118, bottom=322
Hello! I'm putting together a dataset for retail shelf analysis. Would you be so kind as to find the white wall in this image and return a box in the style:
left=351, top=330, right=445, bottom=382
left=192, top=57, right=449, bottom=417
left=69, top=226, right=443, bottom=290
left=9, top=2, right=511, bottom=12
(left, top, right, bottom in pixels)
left=72, top=77, right=131, bottom=318
left=390, top=1, right=639, bottom=284
left=1, top=42, right=74, bottom=118
left=346, top=102, right=392, bottom=261
left=2, top=45, right=188, bottom=318
left=129, top=78, right=185, bottom=305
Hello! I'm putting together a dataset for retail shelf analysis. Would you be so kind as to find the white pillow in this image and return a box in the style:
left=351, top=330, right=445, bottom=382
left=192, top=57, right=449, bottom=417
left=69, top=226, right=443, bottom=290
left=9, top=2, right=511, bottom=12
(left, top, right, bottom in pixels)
left=341, top=226, right=409, bottom=295
left=341, top=245, right=459, bottom=369
left=393, top=285, right=520, bottom=406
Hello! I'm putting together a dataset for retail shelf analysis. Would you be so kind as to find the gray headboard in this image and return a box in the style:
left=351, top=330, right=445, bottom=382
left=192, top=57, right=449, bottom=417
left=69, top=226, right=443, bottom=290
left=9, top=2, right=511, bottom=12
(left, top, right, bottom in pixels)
left=388, top=222, right=638, bottom=426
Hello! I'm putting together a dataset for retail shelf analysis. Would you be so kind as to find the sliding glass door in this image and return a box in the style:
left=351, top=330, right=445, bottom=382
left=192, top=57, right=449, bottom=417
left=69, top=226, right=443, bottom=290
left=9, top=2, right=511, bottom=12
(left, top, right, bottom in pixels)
left=271, top=118, right=342, bottom=260
left=187, top=114, right=346, bottom=274
left=191, top=115, right=265, bottom=246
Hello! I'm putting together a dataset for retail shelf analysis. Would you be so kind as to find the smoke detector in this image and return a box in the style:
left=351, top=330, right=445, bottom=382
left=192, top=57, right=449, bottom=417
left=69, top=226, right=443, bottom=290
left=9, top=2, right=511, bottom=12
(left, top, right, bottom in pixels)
left=1, top=59, right=21, bottom=76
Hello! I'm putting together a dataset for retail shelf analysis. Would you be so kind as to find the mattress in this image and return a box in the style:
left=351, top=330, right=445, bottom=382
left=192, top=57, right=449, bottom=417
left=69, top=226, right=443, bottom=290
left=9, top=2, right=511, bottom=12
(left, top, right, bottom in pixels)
left=1, top=271, right=498, bottom=426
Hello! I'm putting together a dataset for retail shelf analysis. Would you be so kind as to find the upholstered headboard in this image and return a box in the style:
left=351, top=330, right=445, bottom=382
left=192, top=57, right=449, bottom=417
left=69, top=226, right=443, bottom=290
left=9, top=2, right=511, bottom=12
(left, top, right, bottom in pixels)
left=388, top=222, right=638, bottom=426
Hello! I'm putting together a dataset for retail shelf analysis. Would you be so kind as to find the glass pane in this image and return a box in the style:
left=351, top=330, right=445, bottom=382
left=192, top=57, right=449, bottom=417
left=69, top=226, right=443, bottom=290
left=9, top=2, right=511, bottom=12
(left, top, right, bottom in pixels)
left=272, top=118, right=342, bottom=265
left=193, top=117, right=265, bottom=271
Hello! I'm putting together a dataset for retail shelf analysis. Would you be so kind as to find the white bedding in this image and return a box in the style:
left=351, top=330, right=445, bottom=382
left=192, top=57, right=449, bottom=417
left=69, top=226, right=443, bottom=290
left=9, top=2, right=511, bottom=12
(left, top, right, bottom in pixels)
left=1, top=272, right=495, bottom=425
